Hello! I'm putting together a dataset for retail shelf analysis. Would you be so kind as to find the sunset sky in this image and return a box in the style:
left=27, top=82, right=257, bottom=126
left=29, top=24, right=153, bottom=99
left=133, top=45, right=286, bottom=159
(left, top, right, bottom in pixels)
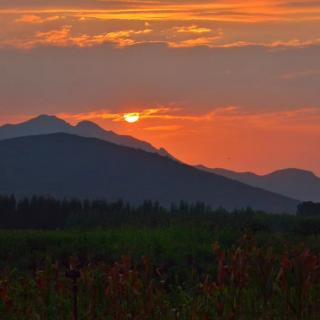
left=0, top=0, right=320, bottom=174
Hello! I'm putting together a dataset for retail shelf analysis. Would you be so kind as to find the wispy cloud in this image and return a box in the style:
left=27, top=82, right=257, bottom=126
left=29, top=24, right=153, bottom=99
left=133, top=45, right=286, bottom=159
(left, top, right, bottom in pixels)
left=2, top=21, right=320, bottom=49
left=2, top=25, right=153, bottom=48
left=280, top=69, right=320, bottom=80
left=1, top=0, right=320, bottom=50
left=57, top=106, right=320, bottom=134
left=14, top=14, right=63, bottom=24
left=143, top=125, right=182, bottom=131
left=2, top=1, right=320, bottom=22
left=207, top=106, right=320, bottom=133
left=173, top=25, right=211, bottom=34
left=58, top=107, right=215, bottom=123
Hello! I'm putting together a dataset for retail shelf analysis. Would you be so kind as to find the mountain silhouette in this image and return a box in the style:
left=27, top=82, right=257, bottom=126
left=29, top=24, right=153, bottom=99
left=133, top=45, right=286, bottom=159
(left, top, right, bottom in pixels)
left=198, top=166, right=320, bottom=202
left=0, top=133, right=298, bottom=213
left=0, top=115, right=172, bottom=158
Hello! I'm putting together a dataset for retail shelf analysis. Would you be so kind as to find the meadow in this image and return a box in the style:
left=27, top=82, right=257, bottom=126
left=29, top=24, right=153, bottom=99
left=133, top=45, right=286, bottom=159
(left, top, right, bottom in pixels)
left=0, top=198, right=320, bottom=319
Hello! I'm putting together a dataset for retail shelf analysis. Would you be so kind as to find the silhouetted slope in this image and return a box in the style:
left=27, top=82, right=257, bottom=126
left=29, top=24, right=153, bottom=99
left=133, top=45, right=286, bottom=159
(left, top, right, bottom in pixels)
left=198, top=166, right=320, bottom=202
left=0, top=115, right=172, bottom=158
left=0, top=115, right=70, bottom=139
left=74, top=120, right=172, bottom=157
left=0, top=134, right=298, bottom=213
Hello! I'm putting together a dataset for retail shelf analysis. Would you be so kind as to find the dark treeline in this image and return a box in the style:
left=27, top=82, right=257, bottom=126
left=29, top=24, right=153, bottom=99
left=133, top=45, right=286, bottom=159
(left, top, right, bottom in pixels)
left=297, top=201, right=320, bottom=217
left=0, top=195, right=320, bottom=234
left=0, top=195, right=222, bottom=229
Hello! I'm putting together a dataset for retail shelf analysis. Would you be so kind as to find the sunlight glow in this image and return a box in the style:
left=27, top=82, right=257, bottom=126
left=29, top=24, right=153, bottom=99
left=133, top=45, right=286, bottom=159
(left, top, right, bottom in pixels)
left=124, top=113, right=140, bottom=123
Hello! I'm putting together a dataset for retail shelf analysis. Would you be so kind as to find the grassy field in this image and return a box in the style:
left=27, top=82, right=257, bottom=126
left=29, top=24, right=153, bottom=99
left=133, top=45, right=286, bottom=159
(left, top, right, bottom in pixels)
left=1, top=210, right=320, bottom=319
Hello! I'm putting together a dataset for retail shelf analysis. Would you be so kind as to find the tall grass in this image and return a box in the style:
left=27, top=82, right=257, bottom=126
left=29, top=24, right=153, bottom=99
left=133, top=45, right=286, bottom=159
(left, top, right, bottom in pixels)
left=1, top=234, right=320, bottom=319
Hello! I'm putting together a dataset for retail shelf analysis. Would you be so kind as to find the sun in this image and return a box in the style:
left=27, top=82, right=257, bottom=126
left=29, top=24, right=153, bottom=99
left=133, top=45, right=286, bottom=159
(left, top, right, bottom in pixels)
left=124, top=112, right=140, bottom=123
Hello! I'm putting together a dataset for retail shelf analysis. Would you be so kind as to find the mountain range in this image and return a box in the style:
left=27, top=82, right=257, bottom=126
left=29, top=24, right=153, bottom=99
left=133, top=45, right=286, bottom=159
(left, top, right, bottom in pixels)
left=198, top=166, right=320, bottom=202
left=1, top=115, right=316, bottom=212
left=0, top=115, right=172, bottom=158
left=0, top=133, right=298, bottom=213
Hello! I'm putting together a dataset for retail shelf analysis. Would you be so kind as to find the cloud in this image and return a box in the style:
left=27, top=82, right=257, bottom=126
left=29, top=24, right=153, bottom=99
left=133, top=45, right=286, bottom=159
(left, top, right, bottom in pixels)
left=102, top=28, right=153, bottom=47
left=57, top=105, right=320, bottom=134
left=58, top=107, right=215, bottom=123
left=173, top=25, right=211, bottom=34
left=168, top=26, right=223, bottom=48
left=14, top=15, right=63, bottom=24
left=0, top=43, right=319, bottom=116
left=0, top=1, right=320, bottom=50
left=208, top=106, right=320, bottom=132
left=143, top=125, right=182, bottom=131
left=2, top=15, right=320, bottom=50
left=1, top=0, right=320, bottom=24
left=169, top=36, right=222, bottom=48
left=280, top=69, right=320, bottom=80
left=2, top=25, right=153, bottom=48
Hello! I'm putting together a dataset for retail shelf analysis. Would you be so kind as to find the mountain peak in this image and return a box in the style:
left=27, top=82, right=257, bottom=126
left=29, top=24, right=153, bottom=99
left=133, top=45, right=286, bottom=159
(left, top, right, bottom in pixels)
left=76, top=120, right=104, bottom=131
left=0, top=114, right=71, bottom=139
left=27, top=114, right=68, bottom=125
left=198, top=165, right=320, bottom=202
left=270, top=168, right=317, bottom=179
left=0, top=114, right=174, bottom=159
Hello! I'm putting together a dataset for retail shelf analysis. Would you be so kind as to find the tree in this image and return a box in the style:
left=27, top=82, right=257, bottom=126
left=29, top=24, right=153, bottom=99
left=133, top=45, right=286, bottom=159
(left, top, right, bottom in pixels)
left=297, top=202, right=320, bottom=217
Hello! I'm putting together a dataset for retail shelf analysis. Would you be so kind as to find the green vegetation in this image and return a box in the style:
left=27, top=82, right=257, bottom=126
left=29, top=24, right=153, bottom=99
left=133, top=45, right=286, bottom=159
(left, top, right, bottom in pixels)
left=1, top=230, right=320, bottom=319
left=1, top=196, right=320, bottom=318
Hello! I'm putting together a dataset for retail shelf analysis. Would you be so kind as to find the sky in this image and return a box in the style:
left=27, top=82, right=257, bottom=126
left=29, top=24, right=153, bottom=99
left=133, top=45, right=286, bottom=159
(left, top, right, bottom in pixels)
left=0, top=0, right=320, bottom=174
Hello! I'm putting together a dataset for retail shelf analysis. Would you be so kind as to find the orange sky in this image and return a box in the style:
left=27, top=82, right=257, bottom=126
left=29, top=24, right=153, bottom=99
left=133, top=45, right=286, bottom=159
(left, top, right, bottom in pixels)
left=1, top=106, right=319, bottom=175
left=1, top=0, right=320, bottom=48
left=0, top=0, right=320, bottom=174
left=60, top=107, right=320, bottom=175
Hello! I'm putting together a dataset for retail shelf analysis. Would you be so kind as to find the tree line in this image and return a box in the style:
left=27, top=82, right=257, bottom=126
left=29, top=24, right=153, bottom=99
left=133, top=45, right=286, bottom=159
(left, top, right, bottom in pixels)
left=297, top=201, right=320, bottom=217
left=0, top=195, right=218, bottom=229
left=0, top=195, right=319, bottom=231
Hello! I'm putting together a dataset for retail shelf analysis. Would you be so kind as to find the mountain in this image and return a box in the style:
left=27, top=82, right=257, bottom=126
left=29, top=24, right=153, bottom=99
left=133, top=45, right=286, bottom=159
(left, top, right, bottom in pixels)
left=0, top=115, right=172, bottom=158
left=0, top=133, right=298, bottom=213
left=197, top=165, right=320, bottom=202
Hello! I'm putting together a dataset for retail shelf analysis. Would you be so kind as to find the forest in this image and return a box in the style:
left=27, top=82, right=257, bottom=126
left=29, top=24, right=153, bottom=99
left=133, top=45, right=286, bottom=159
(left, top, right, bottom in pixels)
left=0, top=194, right=319, bottom=230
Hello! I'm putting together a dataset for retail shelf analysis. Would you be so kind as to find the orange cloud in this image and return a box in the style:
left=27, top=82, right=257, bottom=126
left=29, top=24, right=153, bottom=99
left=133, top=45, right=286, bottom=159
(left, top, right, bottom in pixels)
left=1, top=1, right=320, bottom=25
left=280, top=69, right=320, bottom=80
left=2, top=1, right=320, bottom=50
left=206, top=106, right=320, bottom=134
left=173, top=25, right=211, bottom=34
left=57, top=110, right=122, bottom=122
left=58, top=106, right=320, bottom=131
left=14, top=15, right=63, bottom=24
left=3, top=19, right=320, bottom=49
left=0, top=0, right=320, bottom=48
left=169, top=36, right=222, bottom=48
left=3, top=25, right=153, bottom=49
left=58, top=107, right=214, bottom=123
left=143, top=125, right=182, bottom=131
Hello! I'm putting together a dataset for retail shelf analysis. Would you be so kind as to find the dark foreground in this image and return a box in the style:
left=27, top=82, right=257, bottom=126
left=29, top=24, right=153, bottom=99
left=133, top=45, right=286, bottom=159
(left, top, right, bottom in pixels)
left=0, top=202, right=320, bottom=319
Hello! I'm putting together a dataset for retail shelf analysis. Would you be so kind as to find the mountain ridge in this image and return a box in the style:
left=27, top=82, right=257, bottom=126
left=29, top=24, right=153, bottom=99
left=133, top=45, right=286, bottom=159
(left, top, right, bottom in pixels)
left=0, top=133, right=298, bottom=213
left=197, top=165, right=320, bottom=202
left=0, top=115, right=173, bottom=158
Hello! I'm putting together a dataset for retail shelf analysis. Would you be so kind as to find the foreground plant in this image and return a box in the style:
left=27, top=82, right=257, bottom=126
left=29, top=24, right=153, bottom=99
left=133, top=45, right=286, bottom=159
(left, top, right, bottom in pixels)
left=0, top=235, right=320, bottom=319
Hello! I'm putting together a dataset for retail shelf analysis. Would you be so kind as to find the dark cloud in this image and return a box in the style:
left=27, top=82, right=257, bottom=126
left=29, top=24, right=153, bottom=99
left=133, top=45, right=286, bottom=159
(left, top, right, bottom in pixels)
left=0, top=44, right=319, bottom=115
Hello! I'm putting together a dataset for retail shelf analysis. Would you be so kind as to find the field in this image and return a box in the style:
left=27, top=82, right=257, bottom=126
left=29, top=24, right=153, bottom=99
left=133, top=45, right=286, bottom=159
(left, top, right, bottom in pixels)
left=1, top=200, right=320, bottom=319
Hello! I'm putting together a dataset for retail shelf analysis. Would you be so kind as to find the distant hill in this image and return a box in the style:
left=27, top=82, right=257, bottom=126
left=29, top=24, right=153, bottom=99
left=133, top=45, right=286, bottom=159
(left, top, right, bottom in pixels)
left=0, top=133, right=298, bottom=213
left=0, top=115, right=172, bottom=158
left=197, top=165, right=320, bottom=202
